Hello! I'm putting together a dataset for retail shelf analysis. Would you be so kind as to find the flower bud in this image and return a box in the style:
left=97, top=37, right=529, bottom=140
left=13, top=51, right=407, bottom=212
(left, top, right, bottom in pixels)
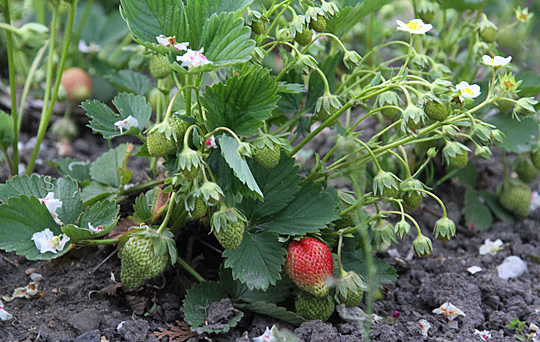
left=475, top=146, right=492, bottom=160
left=373, top=170, right=400, bottom=199
left=371, top=219, right=397, bottom=249
left=394, top=219, right=411, bottom=239
left=343, top=50, right=362, bottom=70
left=276, top=28, right=291, bottom=42
left=413, top=235, right=433, bottom=257
left=433, top=217, right=456, bottom=242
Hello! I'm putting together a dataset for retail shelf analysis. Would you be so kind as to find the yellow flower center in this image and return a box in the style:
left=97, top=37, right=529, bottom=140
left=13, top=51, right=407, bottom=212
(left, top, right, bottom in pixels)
left=463, top=88, right=474, bottom=95
left=490, top=57, right=495, bottom=64
left=406, top=21, right=421, bottom=31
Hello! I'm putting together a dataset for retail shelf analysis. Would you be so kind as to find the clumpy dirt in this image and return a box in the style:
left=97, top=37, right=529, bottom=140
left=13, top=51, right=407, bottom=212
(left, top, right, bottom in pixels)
left=1, top=125, right=540, bottom=342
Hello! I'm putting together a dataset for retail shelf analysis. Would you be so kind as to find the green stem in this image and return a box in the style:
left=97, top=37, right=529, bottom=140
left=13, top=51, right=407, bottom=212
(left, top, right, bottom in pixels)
left=314, top=67, right=331, bottom=95
left=409, top=188, right=447, bottom=218
left=337, top=234, right=346, bottom=277
left=120, top=179, right=165, bottom=196
left=185, top=74, right=193, bottom=118
left=2, top=0, right=19, bottom=176
left=263, top=0, right=293, bottom=41
left=355, top=139, right=382, bottom=172
left=398, top=35, right=414, bottom=78
left=0, top=144, right=15, bottom=175
left=18, top=42, right=49, bottom=132
left=79, top=238, right=119, bottom=245
left=157, top=192, right=176, bottom=235
left=73, top=0, right=95, bottom=45
left=177, top=255, right=206, bottom=282
left=27, top=0, right=78, bottom=175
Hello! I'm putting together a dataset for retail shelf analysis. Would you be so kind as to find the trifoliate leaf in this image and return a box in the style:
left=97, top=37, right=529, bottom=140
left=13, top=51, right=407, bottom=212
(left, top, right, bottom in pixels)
left=203, top=65, right=279, bottom=137
left=223, top=231, right=286, bottom=291
left=105, top=70, right=153, bottom=95
left=89, top=144, right=132, bottom=188
left=49, top=158, right=91, bottom=184
left=62, top=200, right=120, bottom=242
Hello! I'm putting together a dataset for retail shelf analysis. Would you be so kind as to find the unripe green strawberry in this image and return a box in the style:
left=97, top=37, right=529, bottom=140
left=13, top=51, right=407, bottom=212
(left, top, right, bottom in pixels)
left=513, top=157, right=539, bottom=184
left=149, top=55, right=171, bottom=79
left=499, top=179, right=531, bottom=217
left=147, top=130, right=176, bottom=157
left=254, top=144, right=280, bottom=169
left=381, top=107, right=400, bottom=120
left=191, top=197, right=207, bottom=219
left=400, top=179, right=424, bottom=212
left=284, top=237, right=334, bottom=297
left=480, top=26, right=498, bottom=43
left=121, top=236, right=169, bottom=289
left=295, top=291, right=335, bottom=321
left=251, top=20, right=266, bottom=35
left=532, top=149, right=540, bottom=170
left=309, top=15, right=326, bottom=33
left=336, top=271, right=365, bottom=308
left=424, top=100, right=449, bottom=121
left=214, top=221, right=245, bottom=250
left=294, top=28, right=312, bottom=46
left=334, top=209, right=359, bottom=229
left=338, top=288, right=363, bottom=308
left=448, top=150, right=469, bottom=169
left=169, top=116, right=189, bottom=142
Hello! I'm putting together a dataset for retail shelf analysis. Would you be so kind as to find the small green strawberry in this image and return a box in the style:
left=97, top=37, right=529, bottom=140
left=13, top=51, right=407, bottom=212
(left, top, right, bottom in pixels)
left=532, top=149, right=540, bottom=169
left=147, top=130, right=177, bottom=157
left=254, top=144, right=281, bottom=169
left=295, top=291, right=335, bottom=321
left=400, top=179, right=425, bottom=212
left=315, top=94, right=341, bottom=124
left=479, top=26, right=498, bottom=43
left=336, top=271, right=365, bottom=308
left=413, top=234, right=433, bottom=257
left=498, top=179, right=531, bottom=217
left=448, top=150, right=469, bottom=169
left=149, top=55, right=171, bottom=79
left=214, top=221, right=244, bottom=250
left=513, top=156, right=539, bottom=184
left=424, top=99, right=449, bottom=121
left=169, top=116, right=189, bottom=143
left=251, top=20, right=266, bottom=35
left=284, top=237, right=334, bottom=297
left=373, top=170, right=400, bottom=199
left=294, top=28, right=313, bottom=46
left=381, top=107, right=400, bottom=119
left=334, top=210, right=359, bottom=230
left=211, top=207, right=247, bottom=250
left=191, top=196, right=207, bottom=219
left=120, top=228, right=175, bottom=289
left=309, top=15, right=326, bottom=33
left=442, top=141, right=471, bottom=169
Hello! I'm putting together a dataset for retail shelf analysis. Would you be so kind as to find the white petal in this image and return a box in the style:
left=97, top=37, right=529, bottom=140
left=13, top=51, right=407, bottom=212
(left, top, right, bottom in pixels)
left=467, top=266, right=482, bottom=274
left=0, top=307, right=12, bottom=321
left=482, top=55, right=494, bottom=65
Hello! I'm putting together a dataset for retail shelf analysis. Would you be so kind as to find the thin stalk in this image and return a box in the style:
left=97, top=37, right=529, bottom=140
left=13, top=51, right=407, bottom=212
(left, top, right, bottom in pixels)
left=27, top=0, right=79, bottom=175
left=2, top=0, right=19, bottom=175
left=157, top=192, right=176, bottom=235
left=398, top=35, right=414, bottom=78
left=79, top=238, right=119, bottom=245
left=176, top=256, right=206, bottom=282
left=337, top=234, right=346, bottom=277
left=73, top=0, right=95, bottom=45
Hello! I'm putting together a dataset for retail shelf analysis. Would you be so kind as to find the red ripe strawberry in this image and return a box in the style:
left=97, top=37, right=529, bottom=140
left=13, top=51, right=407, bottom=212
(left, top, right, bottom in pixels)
left=284, top=237, right=334, bottom=297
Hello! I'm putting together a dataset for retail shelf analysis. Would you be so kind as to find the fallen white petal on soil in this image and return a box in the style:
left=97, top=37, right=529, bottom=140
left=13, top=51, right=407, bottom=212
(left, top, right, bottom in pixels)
left=0, top=300, right=12, bottom=321
left=479, top=238, right=503, bottom=256
left=432, top=302, right=466, bottom=321
left=2, top=282, right=40, bottom=302
left=497, top=256, right=527, bottom=280
left=417, top=319, right=431, bottom=337
left=467, top=266, right=483, bottom=274
left=474, top=329, right=492, bottom=341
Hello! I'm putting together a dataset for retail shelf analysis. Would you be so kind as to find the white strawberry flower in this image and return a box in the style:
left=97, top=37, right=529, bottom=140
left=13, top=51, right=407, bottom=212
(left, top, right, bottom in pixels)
left=479, top=238, right=503, bottom=255
left=482, top=55, right=512, bottom=68
left=177, top=48, right=213, bottom=70
left=78, top=40, right=101, bottom=53
left=87, top=223, right=103, bottom=233
left=396, top=19, right=433, bottom=34
left=205, top=135, right=217, bottom=149
left=253, top=325, right=278, bottom=342
left=39, top=192, right=62, bottom=215
left=456, top=81, right=481, bottom=99
left=0, top=300, right=12, bottom=321
left=31, top=228, right=70, bottom=254
left=155, top=35, right=189, bottom=51
left=474, top=329, right=492, bottom=341
left=114, top=115, right=139, bottom=134
left=432, top=302, right=466, bottom=321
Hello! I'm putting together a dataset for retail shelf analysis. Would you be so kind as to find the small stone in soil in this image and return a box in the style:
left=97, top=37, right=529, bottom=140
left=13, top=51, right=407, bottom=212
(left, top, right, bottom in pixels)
left=117, top=319, right=150, bottom=342
left=75, top=329, right=101, bottom=342
left=497, top=256, right=527, bottom=279
left=68, top=309, right=101, bottom=333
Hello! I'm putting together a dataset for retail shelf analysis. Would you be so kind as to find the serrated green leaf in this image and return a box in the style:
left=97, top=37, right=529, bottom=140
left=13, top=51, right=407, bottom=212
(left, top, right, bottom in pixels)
left=465, top=190, right=493, bottom=231
left=219, top=135, right=263, bottom=199
left=62, top=200, right=120, bottom=242
left=112, top=92, right=152, bottom=131
left=81, top=181, right=118, bottom=205
left=89, top=144, right=131, bottom=188
left=0, top=175, right=83, bottom=226
left=223, top=231, right=286, bottom=291
left=0, top=196, right=70, bottom=260
left=328, top=0, right=392, bottom=35
left=0, top=110, right=14, bottom=146
left=220, top=265, right=293, bottom=303
left=49, top=158, right=91, bottom=184
left=183, top=282, right=228, bottom=329
left=119, top=0, right=188, bottom=45
left=455, top=162, right=477, bottom=188
left=186, top=0, right=252, bottom=50
left=259, top=182, right=339, bottom=235
left=207, top=149, right=255, bottom=201
left=236, top=301, right=305, bottom=326
left=488, top=114, right=539, bottom=153
left=133, top=188, right=158, bottom=222
left=342, top=250, right=397, bottom=287
left=240, top=155, right=301, bottom=222
left=105, top=70, right=153, bottom=95
left=278, top=82, right=306, bottom=94
left=203, top=65, right=279, bottom=137
left=516, top=72, right=540, bottom=98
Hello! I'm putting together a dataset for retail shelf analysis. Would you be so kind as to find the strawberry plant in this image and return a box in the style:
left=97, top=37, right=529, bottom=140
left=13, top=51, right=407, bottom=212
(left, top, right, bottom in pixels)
left=0, top=0, right=539, bottom=339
